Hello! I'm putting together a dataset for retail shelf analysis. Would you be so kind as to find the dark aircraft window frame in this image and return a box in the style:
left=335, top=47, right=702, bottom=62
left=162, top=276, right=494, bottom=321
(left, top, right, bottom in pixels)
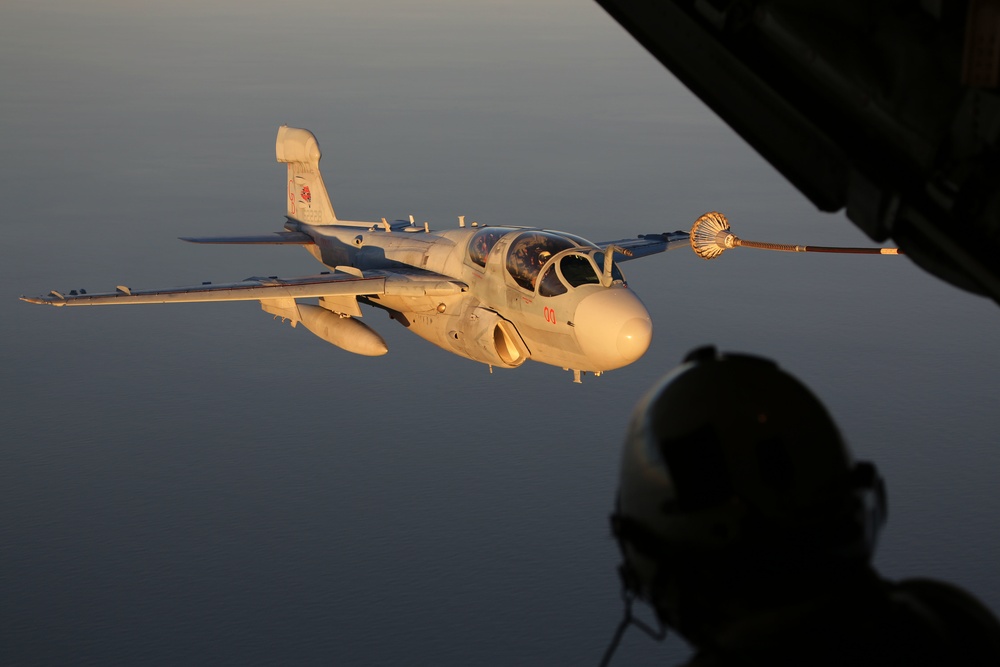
left=538, top=263, right=567, bottom=297
left=592, top=251, right=625, bottom=284
left=559, top=253, right=601, bottom=288
left=538, top=250, right=625, bottom=297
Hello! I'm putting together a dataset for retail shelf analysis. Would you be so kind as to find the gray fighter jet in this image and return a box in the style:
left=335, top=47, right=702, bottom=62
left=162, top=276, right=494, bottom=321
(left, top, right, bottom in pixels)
left=21, top=126, right=688, bottom=382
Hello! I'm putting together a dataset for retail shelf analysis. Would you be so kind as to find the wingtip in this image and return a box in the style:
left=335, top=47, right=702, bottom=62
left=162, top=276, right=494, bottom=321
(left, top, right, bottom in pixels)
left=20, top=295, right=62, bottom=306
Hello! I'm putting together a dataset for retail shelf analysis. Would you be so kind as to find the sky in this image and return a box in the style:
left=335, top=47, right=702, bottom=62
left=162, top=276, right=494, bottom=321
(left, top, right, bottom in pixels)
left=2, top=2, right=999, bottom=665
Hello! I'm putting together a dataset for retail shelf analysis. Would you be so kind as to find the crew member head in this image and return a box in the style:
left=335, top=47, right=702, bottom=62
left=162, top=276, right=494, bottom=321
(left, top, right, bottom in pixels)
left=612, top=346, right=886, bottom=646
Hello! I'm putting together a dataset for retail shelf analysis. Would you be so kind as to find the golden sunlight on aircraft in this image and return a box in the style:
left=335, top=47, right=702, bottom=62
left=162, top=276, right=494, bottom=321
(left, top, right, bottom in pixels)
left=21, top=127, right=899, bottom=382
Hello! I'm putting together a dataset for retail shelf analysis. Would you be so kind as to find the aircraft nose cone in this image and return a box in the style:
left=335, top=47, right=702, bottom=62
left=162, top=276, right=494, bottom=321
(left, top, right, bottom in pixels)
left=573, top=288, right=652, bottom=370
left=617, top=314, right=654, bottom=362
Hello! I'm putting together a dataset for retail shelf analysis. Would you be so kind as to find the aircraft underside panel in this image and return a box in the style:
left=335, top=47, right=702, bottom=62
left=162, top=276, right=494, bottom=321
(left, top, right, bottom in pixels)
left=509, top=323, right=585, bottom=369
left=381, top=296, right=530, bottom=368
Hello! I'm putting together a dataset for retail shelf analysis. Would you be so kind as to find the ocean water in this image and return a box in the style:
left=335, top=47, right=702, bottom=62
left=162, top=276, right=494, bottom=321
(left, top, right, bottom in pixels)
left=2, top=2, right=998, bottom=665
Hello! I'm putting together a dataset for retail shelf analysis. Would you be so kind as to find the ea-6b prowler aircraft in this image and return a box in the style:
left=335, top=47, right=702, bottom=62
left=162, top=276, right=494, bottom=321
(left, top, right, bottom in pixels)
left=22, top=126, right=689, bottom=382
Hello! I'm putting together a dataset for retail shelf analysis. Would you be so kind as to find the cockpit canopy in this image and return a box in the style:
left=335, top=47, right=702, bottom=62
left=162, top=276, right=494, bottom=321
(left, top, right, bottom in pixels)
left=537, top=249, right=624, bottom=296
left=506, top=231, right=580, bottom=291
left=468, top=227, right=511, bottom=268
left=467, top=227, right=623, bottom=294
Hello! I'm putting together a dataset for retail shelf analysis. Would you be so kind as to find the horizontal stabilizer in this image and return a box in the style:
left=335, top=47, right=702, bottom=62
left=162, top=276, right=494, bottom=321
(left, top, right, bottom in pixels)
left=181, top=231, right=314, bottom=244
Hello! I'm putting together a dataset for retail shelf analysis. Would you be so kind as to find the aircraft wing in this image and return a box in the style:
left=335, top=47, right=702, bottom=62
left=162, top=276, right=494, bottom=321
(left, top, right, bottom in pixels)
left=597, top=230, right=690, bottom=262
left=180, top=231, right=314, bottom=244
left=20, top=269, right=467, bottom=307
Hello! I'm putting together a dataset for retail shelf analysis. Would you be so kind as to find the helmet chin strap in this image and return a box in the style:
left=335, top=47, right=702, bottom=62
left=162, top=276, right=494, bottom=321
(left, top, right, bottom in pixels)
left=601, top=454, right=886, bottom=666
left=597, top=581, right=668, bottom=667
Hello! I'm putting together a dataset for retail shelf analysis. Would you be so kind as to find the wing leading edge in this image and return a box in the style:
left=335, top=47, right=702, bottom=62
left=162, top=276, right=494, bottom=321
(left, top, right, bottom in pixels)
left=20, top=269, right=466, bottom=307
left=598, top=231, right=690, bottom=261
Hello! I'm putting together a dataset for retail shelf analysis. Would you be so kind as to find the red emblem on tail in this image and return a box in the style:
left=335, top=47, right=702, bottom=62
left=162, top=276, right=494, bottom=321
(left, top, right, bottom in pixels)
left=300, top=185, right=312, bottom=203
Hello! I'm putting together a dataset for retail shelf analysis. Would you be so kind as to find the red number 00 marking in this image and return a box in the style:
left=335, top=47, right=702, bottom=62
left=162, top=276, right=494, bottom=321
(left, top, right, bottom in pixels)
left=543, top=307, right=556, bottom=324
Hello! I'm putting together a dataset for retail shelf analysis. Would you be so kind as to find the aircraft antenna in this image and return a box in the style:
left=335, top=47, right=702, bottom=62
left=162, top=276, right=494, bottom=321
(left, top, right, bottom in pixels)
left=690, top=211, right=903, bottom=260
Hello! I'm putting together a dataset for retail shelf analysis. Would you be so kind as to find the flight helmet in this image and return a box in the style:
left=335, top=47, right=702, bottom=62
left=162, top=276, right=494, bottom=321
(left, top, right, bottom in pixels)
left=612, top=346, right=886, bottom=642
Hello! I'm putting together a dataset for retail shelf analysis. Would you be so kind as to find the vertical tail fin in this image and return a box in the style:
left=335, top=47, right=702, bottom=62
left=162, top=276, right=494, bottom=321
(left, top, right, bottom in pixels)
left=276, top=125, right=338, bottom=225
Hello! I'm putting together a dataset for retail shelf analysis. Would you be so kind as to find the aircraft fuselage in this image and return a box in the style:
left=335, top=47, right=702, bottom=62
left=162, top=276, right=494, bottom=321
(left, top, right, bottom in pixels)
left=22, top=127, right=685, bottom=382
left=288, top=219, right=653, bottom=376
